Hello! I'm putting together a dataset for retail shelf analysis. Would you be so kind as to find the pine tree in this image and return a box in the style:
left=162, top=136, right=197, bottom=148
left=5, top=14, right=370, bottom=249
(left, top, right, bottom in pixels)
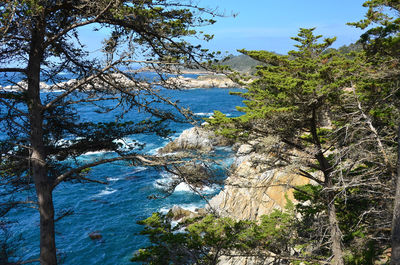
left=208, top=28, right=397, bottom=263
left=0, top=1, right=218, bottom=264
left=350, top=1, right=400, bottom=263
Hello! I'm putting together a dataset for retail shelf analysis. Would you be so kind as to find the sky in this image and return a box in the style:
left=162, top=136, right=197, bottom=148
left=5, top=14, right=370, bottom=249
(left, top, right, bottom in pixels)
left=79, top=0, right=369, bottom=57
left=197, top=0, right=368, bottom=54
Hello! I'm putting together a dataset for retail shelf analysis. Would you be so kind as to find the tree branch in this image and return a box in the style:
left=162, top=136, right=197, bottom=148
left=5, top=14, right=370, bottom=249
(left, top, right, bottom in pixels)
left=52, top=155, right=184, bottom=189
left=44, top=1, right=115, bottom=47
left=0, top=67, right=26, bottom=73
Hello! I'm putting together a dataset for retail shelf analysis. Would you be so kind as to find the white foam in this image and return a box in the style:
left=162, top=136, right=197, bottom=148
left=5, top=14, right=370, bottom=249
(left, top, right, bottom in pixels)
left=93, top=187, right=117, bottom=197
left=158, top=202, right=204, bottom=215
left=83, top=150, right=110, bottom=156
left=106, top=177, right=119, bottom=182
left=113, top=138, right=142, bottom=152
left=132, top=166, right=147, bottom=173
left=177, top=203, right=204, bottom=212
left=174, top=183, right=219, bottom=194
left=154, top=172, right=176, bottom=189
left=194, top=112, right=214, bottom=117
left=159, top=207, right=170, bottom=214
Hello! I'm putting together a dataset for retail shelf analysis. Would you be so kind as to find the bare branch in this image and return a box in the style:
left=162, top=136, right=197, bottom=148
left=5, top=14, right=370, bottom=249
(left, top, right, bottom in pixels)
left=52, top=155, right=184, bottom=189
left=0, top=67, right=26, bottom=73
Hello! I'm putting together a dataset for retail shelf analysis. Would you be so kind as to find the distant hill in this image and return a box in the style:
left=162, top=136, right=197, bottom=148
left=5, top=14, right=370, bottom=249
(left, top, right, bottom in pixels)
left=219, top=54, right=263, bottom=73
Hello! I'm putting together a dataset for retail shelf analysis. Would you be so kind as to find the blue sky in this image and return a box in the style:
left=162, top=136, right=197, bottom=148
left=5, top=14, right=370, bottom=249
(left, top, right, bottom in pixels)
left=79, top=0, right=368, bottom=57
left=196, top=0, right=367, bottom=54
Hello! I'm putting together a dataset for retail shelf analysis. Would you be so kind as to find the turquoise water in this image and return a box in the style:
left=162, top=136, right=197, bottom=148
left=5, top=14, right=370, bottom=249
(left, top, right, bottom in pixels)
left=2, top=75, right=244, bottom=264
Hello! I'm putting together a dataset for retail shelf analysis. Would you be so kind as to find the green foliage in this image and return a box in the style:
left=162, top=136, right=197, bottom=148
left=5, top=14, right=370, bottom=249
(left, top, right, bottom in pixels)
left=0, top=0, right=223, bottom=263
left=133, top=205, right=300, bottom=264
left=209, top=28, right=355, bottom=143
left=207, top=27, right=396, bottom=264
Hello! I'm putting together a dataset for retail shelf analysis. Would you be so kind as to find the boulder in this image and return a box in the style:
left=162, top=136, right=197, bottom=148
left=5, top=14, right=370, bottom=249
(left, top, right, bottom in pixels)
left=159, top=127, right=228, bottom=154
left=168, top=205, right=205, bottom=222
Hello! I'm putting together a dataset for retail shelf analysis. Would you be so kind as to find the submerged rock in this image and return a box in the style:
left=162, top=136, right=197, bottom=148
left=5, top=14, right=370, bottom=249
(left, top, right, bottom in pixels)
left=88, top=231, right=102, bottom=240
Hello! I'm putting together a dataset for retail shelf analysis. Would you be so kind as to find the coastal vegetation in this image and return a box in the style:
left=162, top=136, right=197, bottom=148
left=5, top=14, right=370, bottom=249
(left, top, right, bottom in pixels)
left=1, top=0, right=400, bottom=265
left=134, top=1, right=400, bottom=264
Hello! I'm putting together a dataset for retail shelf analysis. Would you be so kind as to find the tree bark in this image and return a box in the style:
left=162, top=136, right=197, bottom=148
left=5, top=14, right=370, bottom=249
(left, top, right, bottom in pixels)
left=328, top=198, right=344, bottom=265
left=27, top=14, right=58, bottom=265
left=391, top=123, right=400, bottom=264
left=310, top=109, right=344, bottom=265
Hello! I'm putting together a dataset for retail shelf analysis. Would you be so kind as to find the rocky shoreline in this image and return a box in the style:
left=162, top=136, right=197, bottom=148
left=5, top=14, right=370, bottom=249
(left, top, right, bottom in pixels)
left=165, top=74, right=241, bottom=89
left=161, top=126, right=310, bottom=220
left=0, top=72, right=241, bottom=92
left=160, top=126, right=312, bottom=264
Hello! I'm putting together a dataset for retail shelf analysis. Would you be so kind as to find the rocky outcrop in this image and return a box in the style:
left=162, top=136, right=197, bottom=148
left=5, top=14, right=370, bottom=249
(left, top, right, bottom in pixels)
left=204, top=141, right=313, bottom=265
left=159, top=126, right=230, bottom=154
left=168, top=205, right=206, bottom=222
left=0, top=73, right=149, bottom=92
left=208, top=142, right=310, bottom=221
left=166, top=74, right=239, bottom=89
left=1, top=72, right=241, bottom=92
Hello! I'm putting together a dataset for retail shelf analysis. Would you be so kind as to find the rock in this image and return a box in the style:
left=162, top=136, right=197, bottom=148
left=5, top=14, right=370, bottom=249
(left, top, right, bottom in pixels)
left=165, top=74, right=240, bottom=89
left=236, top=144, right=253, bottom=156
left=218, top=255, right=275, bottom=265
left=159, top=127, right=228, bottom=154
left=168, top=205, right=204, bottom=222
left=88, top=231, right=102, bottom=240
left=174, top=163, right=211, bottom=188
left=208, top=151, right=310, bottom=221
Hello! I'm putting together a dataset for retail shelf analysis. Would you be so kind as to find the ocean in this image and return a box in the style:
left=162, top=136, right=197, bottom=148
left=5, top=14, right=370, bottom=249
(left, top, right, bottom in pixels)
left=1, top=72, right=244, bottom=264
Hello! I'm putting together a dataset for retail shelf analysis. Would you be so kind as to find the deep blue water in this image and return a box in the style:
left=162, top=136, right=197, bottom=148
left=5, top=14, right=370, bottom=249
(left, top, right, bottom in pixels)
left=2, top=73, right=245, bottom=264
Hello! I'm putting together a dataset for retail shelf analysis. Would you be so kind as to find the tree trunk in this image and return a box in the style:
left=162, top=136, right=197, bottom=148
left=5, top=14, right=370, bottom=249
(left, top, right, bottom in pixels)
left=310, top=109, right=344, bottom=265
left=328, top=201, right=344, bottom=265
left=391, top=123, right=400, bottom=264
left=35, top=182, right=57, bottom=265
left=27, top=15, right=57, bottom=265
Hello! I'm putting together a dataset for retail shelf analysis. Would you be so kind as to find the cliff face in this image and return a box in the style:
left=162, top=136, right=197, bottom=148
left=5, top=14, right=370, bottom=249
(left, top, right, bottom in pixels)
left=161, top=127, right=311, bottom=220
left=208, top=143, right=310, bottom=220
left=161, top=127, right=312, bottom=264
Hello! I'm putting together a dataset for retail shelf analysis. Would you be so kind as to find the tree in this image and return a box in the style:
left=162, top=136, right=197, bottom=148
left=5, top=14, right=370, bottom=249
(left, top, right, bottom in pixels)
left=0, top=1, right=218, bottom=264
left=349, top=1, right=400, bottom=263
left=209, top=28, right=351, bottom=264
left=208, top=28, right=398, bottom=263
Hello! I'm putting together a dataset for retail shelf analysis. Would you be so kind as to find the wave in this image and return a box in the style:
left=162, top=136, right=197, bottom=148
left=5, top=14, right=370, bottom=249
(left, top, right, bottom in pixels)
left=194, top=112, right=214, bottom=117
left=153, top=172, right=176, bottom=189
left=82, top=150, right=110, bottom=156
left=159, top=202, right=205, bottom=215
left=174, top=182, right=220, bottom=194
left=93, top=187, right=117, bottom=197
left=194, top=112, right=233, bottom=117
left=113, top=138, right=143, bottom=152
left=106, top=177, right=119, bottom=182
left=132, top=166, right=147, bottom=174
left=154, top=171, right=220, bottom=195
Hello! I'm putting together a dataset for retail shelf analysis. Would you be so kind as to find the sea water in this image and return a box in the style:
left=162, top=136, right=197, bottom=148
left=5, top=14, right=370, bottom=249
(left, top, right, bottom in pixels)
left=1, top=73, right=244, bottom=264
